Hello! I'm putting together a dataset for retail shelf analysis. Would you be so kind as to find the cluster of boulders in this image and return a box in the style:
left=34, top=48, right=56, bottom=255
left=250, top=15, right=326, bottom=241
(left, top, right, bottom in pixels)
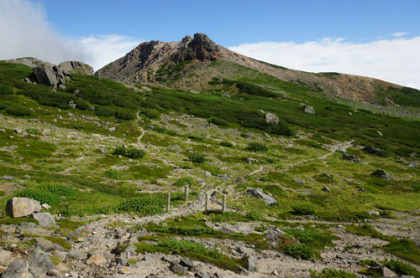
left=7, top=57, right=93, bottom=89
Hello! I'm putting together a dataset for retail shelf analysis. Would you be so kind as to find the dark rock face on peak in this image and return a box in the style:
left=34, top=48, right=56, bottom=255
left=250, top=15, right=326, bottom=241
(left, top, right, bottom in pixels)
left=172, top=33, right=220, bottom=63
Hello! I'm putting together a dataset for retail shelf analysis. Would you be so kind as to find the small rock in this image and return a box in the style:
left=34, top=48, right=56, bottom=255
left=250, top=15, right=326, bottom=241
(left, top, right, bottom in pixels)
left=303, top=105, right=316, bottom=115
left=180, top=257, right=194, bottom=269
left=265, top=113, right=279, bottom=125
left=23, top=175, right=31, bottom=179
left=293, top=178, right=305, bottom=184
left=195, top=270, right=210, bottom=278
left=33, top=212, right=56, bottom=227
left=321, top=186, right=331, bottom=192
left=169, top=262, right=187, bottom=275
left=204, top=171, right=212, bottom=177
left=47, top=268, right=60, bottom=277
left=3, top=175, right=15, bottom=180
left=272, top=269, right=279, bottom=276
left=368, top=210, right=380, bottom=216
left=3, top=260, right=29, bottom=278
left=341, top=154, right=361, bottom=163
left=246, top=254, right=256, bottom=272
left=245, top=187, right=277, bottom=206
left=376, top=131, right=383, bottom=136
left=14, top=129, right=22, bottom=134
left=28, top=248, right=56, bottom=277
left=86, top=254, right=106, bottom=265
left=42, top=203, right=51, bottom=209
left=371, top=169, right=393, bottom=180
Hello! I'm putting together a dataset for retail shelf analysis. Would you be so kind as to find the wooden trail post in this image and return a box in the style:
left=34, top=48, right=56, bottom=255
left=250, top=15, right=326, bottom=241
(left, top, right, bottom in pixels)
left=184, top=185, right=189, bottom=202
left=166, top=193, right=171, bottom=212
left=222, top=194, right=226, bottom=213
left=205, top=193, right=209, bottom=212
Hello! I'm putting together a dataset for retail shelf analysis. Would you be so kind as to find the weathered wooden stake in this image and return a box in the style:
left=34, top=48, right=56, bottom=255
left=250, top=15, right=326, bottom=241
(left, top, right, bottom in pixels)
left=205, top=193, right=209, bottom=212
left=184, top=185, right=189, bottom=202
left=166, top=192, right=171, bottom=212
left=222, top=194, right=227, bottom=213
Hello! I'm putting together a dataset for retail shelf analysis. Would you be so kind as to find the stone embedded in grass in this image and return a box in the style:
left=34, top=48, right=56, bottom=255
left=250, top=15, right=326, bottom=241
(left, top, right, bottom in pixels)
left=371, top=169, right=393, bottom=180
left=6, top=197, right=42, bottom=218
left=33, top=212, right=56, bottom=227
left=245, top=188, right=277, bottom=206
left=303, top=105, right=316, bottom=115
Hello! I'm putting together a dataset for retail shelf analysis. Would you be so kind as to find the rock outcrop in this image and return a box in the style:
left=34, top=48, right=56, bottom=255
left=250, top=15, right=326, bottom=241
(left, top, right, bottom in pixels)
left=5, top=197, right=42, bottom=218
left=245, top=187, right=277, bottom=206
left=7, top=57, right=93, bottom=88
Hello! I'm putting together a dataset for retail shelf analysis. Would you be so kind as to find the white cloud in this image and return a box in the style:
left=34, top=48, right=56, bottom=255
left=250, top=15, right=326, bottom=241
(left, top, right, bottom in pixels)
left=392, top=31, right=408, bottom=37
left=0, top=0, right=141, bottom=71
left=78, top=35, right=141, bottom=70
left=0, top=0, right=87, bottom=64
left=229, top=37, right=420, bottom=89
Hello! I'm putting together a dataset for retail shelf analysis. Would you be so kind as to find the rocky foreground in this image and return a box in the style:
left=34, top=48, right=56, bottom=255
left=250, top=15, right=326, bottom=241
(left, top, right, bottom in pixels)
left=1, top=194, right=419, bottom=278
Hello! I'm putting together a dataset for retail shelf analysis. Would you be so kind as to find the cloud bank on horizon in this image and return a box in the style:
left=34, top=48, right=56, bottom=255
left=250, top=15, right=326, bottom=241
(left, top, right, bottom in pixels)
left=229, top=36, right=420, bottom=89
left=0, top=0, right=419, bottom=89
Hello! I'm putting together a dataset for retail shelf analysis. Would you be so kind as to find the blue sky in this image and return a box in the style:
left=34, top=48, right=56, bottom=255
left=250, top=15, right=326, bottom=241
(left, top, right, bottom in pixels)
left=1, top=0, right=420, bottom=88
left=41, top=0, right=419, bottom=45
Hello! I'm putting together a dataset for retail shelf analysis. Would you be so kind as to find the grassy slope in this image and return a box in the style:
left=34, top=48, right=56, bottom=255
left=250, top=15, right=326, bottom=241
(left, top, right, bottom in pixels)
left=0, top=61, right=419, bottom=222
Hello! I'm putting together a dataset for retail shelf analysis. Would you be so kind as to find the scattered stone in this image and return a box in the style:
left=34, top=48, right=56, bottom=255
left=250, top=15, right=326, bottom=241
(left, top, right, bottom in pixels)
left=363, top=145, right=387, bottom=156
left=410, top=152, right=417, bottom=158
left=28, top=248, right=56, bottom=277
left=180, top=257, right=194, bottom=269
left=3, top=175, right=15, bottom=180
left=341, top=154, right=361, bottom=163
left=47, top=268, right=60, bottom=277
left=86, top=254, right=106, bottom=265
left=325, top=106, right=333, bottom=111
left=14, top=129, right=23, bottom=134
left=376, top=131, right=383, bottom=136
left=272, top=269, right=279, bottom=276
left=69, top=101, right=77, bottom=109
left=204, top=171, right=212, bottom=177
left=359, top=187, right=367, bottom=192
left=368, top=210, right=380, bottom=216
left=321, top=186, right=331, bottom=192
left=23, top=175, right=31, bottom=179
left=265, top=113, right=279, bottom=125
left=407, top=162, right=417, bottom=168
left=246, top=157, right=258, bottom=164
left=42, top=203, right=51, bottom=210
left=371, top=169, right=393, bottom=180
left=195, top=270, right=210, bottom=278
left=33, top=212, right=56, bottom=227
left=382, top=266, right=398, bottom=278
left=293, top=178, right=305, bottom=184
left=246, top=254, right=256, bottom=271
left=2, top=260, right=29, bottom=278
left=303, top=105, right=316, bottom=115
left=6, top=197, right=42, bottom=218
left=245, top=187, right=277, bottom=206
left=214, top=272, right=224, bottom=278
left=169, top=262, right=187, bottom=275
left=36, top=237, right=65, bottom=252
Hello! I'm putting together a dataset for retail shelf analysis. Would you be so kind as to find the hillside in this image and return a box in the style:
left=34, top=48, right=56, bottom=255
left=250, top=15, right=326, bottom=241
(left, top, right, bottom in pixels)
left=97, top=33, right=420, bottom=108
left=0, top=45, right=419, bottom=277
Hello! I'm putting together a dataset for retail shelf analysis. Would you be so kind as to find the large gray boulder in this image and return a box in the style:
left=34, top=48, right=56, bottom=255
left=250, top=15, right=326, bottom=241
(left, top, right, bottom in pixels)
left=245, top=187, right=277, bottom=206
left=3, top=260, right=29, bottom=278
left=6, top=197, right=42, bottom=218
left=28, top=248, right=56, bottom=277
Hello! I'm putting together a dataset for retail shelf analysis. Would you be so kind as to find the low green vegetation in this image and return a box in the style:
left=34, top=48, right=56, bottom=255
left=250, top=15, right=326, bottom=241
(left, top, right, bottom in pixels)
left=310, top=268, right=357, bottom=278
left=112, top=146, right=146, bottom=159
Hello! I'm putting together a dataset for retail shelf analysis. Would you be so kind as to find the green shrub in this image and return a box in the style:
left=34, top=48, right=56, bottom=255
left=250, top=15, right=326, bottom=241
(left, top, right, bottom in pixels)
left=17, top=189, right=61, bottom=205
left=94, top=106, right=115, bottom=117
left=113, top=146, right=146, bottom=159
left=0, top=83, right=13, bottom=95
left=208, top=117, right=228, bottom=126
left=383, top=239, right=420, bottom=265
left=220, top=141, right=233, bottom=147
left=105, top=169, right=120, bottom=179
left=37, top=183, right=77, bottom=196
left=115, top=109, right=136, bottom=120
left=310, top=268, right=357, bottom=278
left=0, top=190, right=5, bottom=196
left=188, top=153, right=206, bottom=163
left=384, top=259, right=420, bottom=277
left=284, top=243, right=314, bottom=259
left=118, top=197, right=164, bottom=216
left=173, top=177, right=194, bottom=187
left=283, top=228, right=333, bottom=249
left=246, top=211, right=263, bottom=221
left=247, top=142, right=268, bottom=152
left=291, top=204, right=315, bottom=215
left=5, top=105, right=33, bottom=117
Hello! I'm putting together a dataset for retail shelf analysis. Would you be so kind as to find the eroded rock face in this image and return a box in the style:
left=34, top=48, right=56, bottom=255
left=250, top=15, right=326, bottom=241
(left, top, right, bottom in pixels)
left=6, top=197, right=42, bottom=218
